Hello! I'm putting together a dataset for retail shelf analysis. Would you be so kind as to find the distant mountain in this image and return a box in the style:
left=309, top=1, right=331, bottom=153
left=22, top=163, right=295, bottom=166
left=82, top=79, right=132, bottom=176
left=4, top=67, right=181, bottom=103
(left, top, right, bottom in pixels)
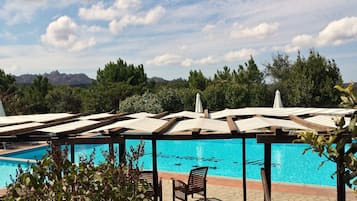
left=15, top=70, right=94, bottom=86
left=148, top=76, right=167, bottom=83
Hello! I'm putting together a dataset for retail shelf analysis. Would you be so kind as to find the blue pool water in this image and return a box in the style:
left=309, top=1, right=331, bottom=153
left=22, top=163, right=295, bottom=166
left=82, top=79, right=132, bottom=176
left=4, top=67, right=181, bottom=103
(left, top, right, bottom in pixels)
left=0, top=139, right=337, bottom=188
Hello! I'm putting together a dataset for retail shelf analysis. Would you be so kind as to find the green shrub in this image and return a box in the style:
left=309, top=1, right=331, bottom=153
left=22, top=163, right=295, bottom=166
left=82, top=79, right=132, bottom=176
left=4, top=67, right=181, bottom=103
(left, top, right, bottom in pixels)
left=3, top=142, right=152, bottom=201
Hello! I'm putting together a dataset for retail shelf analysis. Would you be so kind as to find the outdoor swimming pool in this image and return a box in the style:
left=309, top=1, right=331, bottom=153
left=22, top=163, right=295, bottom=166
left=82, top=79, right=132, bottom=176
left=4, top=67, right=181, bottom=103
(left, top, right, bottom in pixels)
left=0, top=139, right=336, bottom=188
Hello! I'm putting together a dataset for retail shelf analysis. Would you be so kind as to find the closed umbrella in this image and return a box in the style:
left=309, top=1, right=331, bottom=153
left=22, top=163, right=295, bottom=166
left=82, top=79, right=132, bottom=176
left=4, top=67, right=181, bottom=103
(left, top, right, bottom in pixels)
left=273, top=90, right=283, bottom=108
left=195, top=93, right=203, bottom=113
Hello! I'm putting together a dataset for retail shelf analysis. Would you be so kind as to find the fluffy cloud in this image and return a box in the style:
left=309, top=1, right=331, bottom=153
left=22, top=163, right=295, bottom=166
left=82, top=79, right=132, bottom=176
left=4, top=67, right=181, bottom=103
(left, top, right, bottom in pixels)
left=147, top=53, right=182, bottom=66
left=114, top=0, right=140, bottom=9
left=230, top=22, right=279, bottom=39
left=284, top=16, right=357, bottom=52
left=78, top=2, right=119, bottom=21
left=147, top=54, right=219, bottom=67
left=109, top=6, right=165, bottom=34
left=0, top=0, right=47, bottom=25
left=41, top=16, right=96, bottom=51
left=79, top=0, right=165, bottom=34
left=224, top=48, right=256, bottom=61
left=317, top=16, right=357, bottom=46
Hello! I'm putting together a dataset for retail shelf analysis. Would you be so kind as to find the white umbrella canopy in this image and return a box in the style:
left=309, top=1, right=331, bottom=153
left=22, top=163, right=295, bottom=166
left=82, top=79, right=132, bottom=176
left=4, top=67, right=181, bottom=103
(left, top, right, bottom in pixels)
left=195, top=93, right=203, bottom=113
left=273, top=90, right=283, bottom=108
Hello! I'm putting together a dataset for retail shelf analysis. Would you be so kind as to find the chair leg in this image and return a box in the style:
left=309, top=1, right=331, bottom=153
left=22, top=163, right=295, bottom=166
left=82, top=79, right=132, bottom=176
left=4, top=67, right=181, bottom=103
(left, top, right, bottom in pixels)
left=204, top=189, right=207, bottom=201
left=172, top=182, right=175, bottom=201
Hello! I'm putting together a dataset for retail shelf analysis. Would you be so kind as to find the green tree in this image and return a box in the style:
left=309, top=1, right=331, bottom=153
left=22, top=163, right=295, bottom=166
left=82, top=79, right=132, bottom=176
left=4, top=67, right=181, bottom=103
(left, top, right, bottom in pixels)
left=97, top=58, right=147, bottom=85
left=287, top=50, right=342, bottom=107
left=157, top=87, right=184, bottom=112
left=20, top=76, right=52, bottom=114
left=119, top=91, right=163, bottom=114
left=235, top=57, right=267, bottom=106
left=264, top=53, right=291, bottom=106
left=82, top=82, right=135, bottom=113
left=45, top=85, right=82, bottom=113
left=0, top=69, right=17, bottom=115
left=296, top=83, right=357, bottom=191
left=188, top=70, right=208, bottom=91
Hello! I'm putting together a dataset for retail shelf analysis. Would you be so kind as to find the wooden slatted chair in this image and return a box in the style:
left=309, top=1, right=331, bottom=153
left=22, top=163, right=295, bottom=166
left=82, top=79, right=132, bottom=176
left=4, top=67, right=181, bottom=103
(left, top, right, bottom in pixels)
left=139, top=170, right=163, bottom=201
left=172, top=166, right=208, bottom=201
left=261, top=168, right=271, bottom=201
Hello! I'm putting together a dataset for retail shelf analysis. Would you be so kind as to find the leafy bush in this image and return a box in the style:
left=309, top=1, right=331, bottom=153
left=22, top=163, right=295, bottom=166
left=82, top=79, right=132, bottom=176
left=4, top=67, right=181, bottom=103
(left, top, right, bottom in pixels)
left=3, top=142, right=152, bottom=201
left=119, top=91, right=163, bottom=114
left=296, top=83, right=357, bottom=191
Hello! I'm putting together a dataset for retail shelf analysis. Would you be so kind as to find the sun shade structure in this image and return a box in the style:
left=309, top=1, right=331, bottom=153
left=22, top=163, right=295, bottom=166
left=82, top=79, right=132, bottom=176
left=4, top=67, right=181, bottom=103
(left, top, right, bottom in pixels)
left=0, top=108, right=355, bottom=201
left=161, top=111, right=204, bottom=119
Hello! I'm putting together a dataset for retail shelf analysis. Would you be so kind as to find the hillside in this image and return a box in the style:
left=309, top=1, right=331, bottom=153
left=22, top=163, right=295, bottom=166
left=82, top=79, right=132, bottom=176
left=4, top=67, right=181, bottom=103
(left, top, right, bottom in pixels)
left=15, top=71, right=94, bottom=86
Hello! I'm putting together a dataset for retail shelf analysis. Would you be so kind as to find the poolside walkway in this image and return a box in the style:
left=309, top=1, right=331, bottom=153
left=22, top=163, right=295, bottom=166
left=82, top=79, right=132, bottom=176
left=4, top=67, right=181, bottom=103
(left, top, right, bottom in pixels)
left=159, top=172, right=356, bottom=201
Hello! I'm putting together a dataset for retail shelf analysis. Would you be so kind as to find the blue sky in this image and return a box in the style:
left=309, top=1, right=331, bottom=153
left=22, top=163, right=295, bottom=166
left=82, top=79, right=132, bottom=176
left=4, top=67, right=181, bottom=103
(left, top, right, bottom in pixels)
left=1, top=0, right=357, bottom=82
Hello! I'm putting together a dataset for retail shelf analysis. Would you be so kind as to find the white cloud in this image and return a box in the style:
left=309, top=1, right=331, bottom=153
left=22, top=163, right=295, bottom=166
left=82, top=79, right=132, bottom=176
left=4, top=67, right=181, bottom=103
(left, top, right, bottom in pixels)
left=114, top=0, right=140, bottom=9
left=202, top=24, right=216, bottom=32
left=291, top=34, right=314, bottom=47
left=147, top=53, right=182, bottom=66
left=109, top=6, right=165, bottom=34
left=0, top=0, right=48, bottom=25
left=224, top=48, right=256, bottom=61
left=41, top=16, right=96, bottom=51
left=317, top=16, right=357, bottom=46
left=196, top=56, right=219, bottom=65
left=0, top=31, right=17, bottom=41
left=78, top=2, right=119, bottom=21
left=283, top=16, right=357, bottom=52
left=230, top=22, right=279, bottom=39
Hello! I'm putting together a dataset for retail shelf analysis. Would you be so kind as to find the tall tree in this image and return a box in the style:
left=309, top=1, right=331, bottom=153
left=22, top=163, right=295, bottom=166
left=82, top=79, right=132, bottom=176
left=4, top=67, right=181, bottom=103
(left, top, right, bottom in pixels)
left=45, top=86, right=82, bottom=113
left=20, top=76, right=52, bottom=114
left=0, top=69, right=17, bottom=114
left=96, top=58, right=147, bottom=85
left=188, top=70, right=208, bottom=91
left=287, top=50, right=342, bottom=107
left=235, top=57, right=266, bottom=106
left=264, top=53, right=292, bottom=106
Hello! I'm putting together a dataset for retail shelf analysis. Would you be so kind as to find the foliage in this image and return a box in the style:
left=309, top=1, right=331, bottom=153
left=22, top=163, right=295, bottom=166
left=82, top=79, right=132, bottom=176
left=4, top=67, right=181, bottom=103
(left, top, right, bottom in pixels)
left=19, top=76, right=52, bottom=114
left=45, top=85, right=82, bottom=113
left=0, top=69, right=17, bottom=115
left=287, top=50, right=342, bottom=107
left=3, top=142, right=152, bottom=201
left=188, top=70, right=208, bottom=91
left=295, top=83, right=357, bottom=191
left=97, top=58, right=147, bottom=86
left=157, top=87, right=184, bottom=112
left=82, top=82, right=136, bottom=113
left=119, top=91, right=163, bottom=114
left=176, top=88, right=197, bottom=111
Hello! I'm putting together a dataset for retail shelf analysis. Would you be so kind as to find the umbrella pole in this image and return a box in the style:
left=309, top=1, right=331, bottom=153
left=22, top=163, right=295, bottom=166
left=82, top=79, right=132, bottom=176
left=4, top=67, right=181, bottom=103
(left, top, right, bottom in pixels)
left=152, top=137, right=158, bottom=201
left=242, top=136, right=247, bottom=201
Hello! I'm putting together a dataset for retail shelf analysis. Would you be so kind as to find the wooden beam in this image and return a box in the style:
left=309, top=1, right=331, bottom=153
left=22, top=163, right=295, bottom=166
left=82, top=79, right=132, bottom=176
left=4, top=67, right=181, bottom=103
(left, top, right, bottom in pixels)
left=204, top=109, right=209, bottom=118
left=289, top=115, right=333, bottom=131
left=226, top=116, right=238, bottom=134
left=256, top=133, right=300, bottom=143
left=151, top=111, right=169, bottom=119
left=153, top=117, right=178, bottom=135
left=192, top=128, right=201, bottom=135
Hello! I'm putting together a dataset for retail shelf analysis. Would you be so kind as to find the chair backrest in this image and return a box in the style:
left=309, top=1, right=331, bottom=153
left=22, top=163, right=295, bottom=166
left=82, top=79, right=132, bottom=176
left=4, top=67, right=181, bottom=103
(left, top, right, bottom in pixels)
left=261, top=168, right=271, bottom=201
left=187, top=167, right=208, bottom=190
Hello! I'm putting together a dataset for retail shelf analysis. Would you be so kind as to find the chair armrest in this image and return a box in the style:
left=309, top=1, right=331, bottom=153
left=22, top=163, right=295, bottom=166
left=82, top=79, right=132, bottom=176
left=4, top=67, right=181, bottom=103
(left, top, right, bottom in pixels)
left=172, top=179, right=187, bottom=188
